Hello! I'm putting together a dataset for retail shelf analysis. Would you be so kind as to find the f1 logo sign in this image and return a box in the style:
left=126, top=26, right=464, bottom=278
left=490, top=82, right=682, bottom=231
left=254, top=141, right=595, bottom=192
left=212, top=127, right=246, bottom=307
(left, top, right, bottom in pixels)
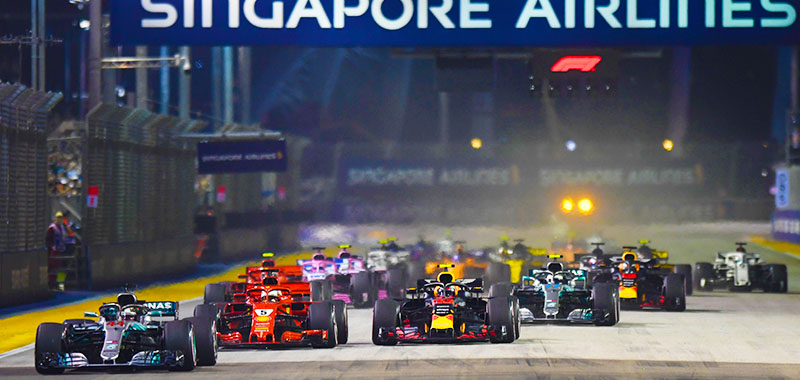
left=551, top=56, right=603, bottom=73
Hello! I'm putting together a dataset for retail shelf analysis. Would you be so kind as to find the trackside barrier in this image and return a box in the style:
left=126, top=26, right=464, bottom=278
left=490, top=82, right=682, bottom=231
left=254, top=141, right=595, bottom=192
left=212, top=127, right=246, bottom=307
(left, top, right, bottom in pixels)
left=0, top=82, right=62, bottom=307
left=82, top=104, right=207, bottom=290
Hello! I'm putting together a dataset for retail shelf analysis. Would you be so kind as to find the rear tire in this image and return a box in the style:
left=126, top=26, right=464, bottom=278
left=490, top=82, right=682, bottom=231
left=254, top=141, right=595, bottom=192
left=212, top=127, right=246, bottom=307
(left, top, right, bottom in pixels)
left=592, top=282, right=620, bottom=326
left=673, top=264, right=693, bottom=295
left=351, top=272, right=373, bottom=308
left=309, top=302, right=337, bottom=348
left=311, top=280, right=333, bottom=302
left=485, top=263, right=511, bottom=288
left=766, top=264, right=788, bottom=293
left=663, top=274, right=687, bottom=312
left=372, top=298, right=400, bottom=346
left=487, top=296, right=516, bottom=343
left=694, top=263, right=715, bottom=292
left=165, top=320, right=197, bottom=371
left=386, top=268, right=406, bottom=298
left=204, top=283, right=227, bottom=304
left=35, top=323, right=65, bottom=375
left=185, top=317, right=217, bottom=366
left=332, top=300, right=349, bottom=344
left=489, top=282, right=514, bottom=298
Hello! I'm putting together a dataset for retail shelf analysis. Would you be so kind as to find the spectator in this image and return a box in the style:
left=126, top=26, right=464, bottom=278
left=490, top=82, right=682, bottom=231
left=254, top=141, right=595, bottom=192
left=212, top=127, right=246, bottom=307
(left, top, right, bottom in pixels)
left=62, top=211, right=77, bottom=257
left=45, top=212, right=66, bottom=290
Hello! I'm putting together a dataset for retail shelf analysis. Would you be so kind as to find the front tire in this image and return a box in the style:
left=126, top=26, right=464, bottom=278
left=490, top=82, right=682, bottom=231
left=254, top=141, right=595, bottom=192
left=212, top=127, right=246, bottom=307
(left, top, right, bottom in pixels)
left=311, top=280, right=333, bottom=302
left=165, top=320, right=197, bottom=371
left=332, top=300, right=349, bottom=344
left=372, top=298, right=400, bottom=346
left=351, top=272, right=374, bottom=308
left=386, top=268, right=406, bottom=298
left=592, top=282, right=620, bottom=326
left=309, top=302, right=337, bottom=348
left=185, top=316, right=217, bottom=366
left=35, top=323, right=65, bottom=375
left=766, top=264, right=788, bottom=293
left=487, top=296, right=516, bottom=343
left=663, top=274, right=687, bottom=312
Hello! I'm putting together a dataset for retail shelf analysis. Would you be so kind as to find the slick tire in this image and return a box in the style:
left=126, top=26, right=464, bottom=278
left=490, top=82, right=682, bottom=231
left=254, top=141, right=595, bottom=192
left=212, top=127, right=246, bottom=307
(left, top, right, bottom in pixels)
left=185, top=317, right=217, bottom=366
left=309, top=302, right=337, bottom=348
left=592, top=282, right=620, bottom=326
left=489, top=282, right=514, bottom=298
left=311, top=280, right=333, bottom=302
left=35, top=323, right=65, bottom=375
left=386, top=268, right=406, bottom=299
left=766, top=264, right=788, bottom=293
left=488, top=296, right=516, bottom=343
left=351, top=272, right=373, bottom=308
left=165, top=320, right=197, bottom=371
left=663, top=273, right=687, bottom=312
left=194, top=304, right=219, bottom=321
left=332, top=300, right=349, bottom=344
left=673, top=264, right=693, bottom=295
left=204, top=283, right=227, bottom=305
left=694, top=263, right=714, bottom=292
left=372, top=298, right=400, bottom=346
left=485, top=263, right=512, bottom=288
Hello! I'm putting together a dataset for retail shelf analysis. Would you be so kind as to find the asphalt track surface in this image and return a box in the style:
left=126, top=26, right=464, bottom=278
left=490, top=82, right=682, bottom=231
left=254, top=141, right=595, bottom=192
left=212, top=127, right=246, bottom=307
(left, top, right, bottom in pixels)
left=2, top=223, right=800, bottom=379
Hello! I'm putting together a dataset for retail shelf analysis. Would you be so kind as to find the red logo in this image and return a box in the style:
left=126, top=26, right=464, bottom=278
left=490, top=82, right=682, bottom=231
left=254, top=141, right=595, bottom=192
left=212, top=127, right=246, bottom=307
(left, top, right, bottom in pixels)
left=551, top=56, right=603, bottom=73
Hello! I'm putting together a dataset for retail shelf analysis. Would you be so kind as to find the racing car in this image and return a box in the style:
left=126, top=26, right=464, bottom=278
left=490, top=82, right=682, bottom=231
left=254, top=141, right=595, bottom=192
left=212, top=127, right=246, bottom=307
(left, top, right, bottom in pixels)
left=509, top=256, right=619, bottom=326
left=202, top=277, right=348, bottom=348
left=603, top=247, right=687, bottom=311
left=366, top=239, right=411, bottom=298
left=694, top=243, right=788, bottom=293
left=35, top=291, right=216, bottom=374
left=297, top=246, right=376, bottom=307
left=371, top=265, right=519, bottom=345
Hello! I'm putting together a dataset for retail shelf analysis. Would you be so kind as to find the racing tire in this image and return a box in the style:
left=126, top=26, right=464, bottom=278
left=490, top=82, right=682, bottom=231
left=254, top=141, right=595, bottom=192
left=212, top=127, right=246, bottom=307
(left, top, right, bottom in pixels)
left=165, top=320, right=197, bottom=371
left=351, top=272, right=374, bottom=308
left=405, top=262, right=427, bottom=288
left=372, top=298, right=400, bottom=346
left=386, top=268, right=406, bottom=299
left=485, top=263, right=511, bottom=288
left=309, top=302, right=337, bottom=348
left=489, top=282, right=514, bottom=298
left=512, top=296, right=521, bottom=340
left=194, top=304, right=219, bottom=321
left=311, top=280, right=333, bottom=302
left=332, top=300, right=349, bottom=344
left=35, top=323, right=65, bottom=375
left=663, top=274, right=687, bottom=312
left=592, top=282, right=620, bottom=326
left=673, top=264, right=693, bottom=295
left=694, top=263, right=715, bottom=292
left=765, top=264, right=788, bottom=293
left=487, top=296, right=516, bottom=343
left=185, top=317, right=217, bottom=366
left=204, top=283, right=227, bottom=305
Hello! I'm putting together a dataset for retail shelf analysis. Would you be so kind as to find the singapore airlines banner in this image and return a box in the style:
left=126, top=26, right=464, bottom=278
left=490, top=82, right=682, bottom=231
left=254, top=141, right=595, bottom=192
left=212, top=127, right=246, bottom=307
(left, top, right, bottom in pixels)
left=111, top=0, right=799, bottom=46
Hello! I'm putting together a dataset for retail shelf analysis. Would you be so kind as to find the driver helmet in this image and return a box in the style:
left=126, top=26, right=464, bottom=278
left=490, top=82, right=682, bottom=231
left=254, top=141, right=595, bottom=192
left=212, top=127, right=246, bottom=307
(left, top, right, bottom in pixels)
left=249, top=289, right=268, bottom=302
left=312, top=253, right=326, bottom=261
left=99, top=304, right=121, bottom=321
left=547, top=262, right=564, bottom=273
left=121, top=309, right=138, bottom=321
left=446, top=285, right=461, bottom=298
left=433, top=285, right=445, bottom=298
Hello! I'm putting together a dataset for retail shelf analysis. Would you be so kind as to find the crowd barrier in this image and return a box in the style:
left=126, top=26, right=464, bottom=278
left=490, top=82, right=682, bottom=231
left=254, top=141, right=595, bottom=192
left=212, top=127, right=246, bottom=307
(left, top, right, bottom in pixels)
left=85, top=237, right=197, bottom=289
left=0, top=250, right=49, bottom=308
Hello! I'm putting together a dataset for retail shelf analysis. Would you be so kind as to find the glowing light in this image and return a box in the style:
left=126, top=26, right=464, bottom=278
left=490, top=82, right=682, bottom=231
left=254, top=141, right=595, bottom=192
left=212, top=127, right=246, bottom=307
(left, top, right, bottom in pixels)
left=471, top=138, right=483, bottom=149
left=577, top=198, right=594, bottom=214
left=551, top=56, right=603, bottom=73
left=565, top=140, right=577, bottom=152
left=561, top=198, right=575, bottom=213
left=662, top=139, right=674, bottom=152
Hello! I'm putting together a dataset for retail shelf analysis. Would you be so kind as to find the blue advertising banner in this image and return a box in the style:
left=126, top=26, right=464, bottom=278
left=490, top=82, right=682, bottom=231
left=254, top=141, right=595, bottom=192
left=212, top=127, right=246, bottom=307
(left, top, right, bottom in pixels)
left=111, top=0, right=800, bottom=46
left=197, top=140, right=287, bottom=174
left=773, top=209, right=800, bottom=244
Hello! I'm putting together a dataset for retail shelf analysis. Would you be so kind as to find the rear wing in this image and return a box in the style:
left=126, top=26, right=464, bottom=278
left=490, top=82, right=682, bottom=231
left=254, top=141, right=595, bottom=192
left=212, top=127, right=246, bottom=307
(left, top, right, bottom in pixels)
left=143, top=301, right=179, bottom=322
